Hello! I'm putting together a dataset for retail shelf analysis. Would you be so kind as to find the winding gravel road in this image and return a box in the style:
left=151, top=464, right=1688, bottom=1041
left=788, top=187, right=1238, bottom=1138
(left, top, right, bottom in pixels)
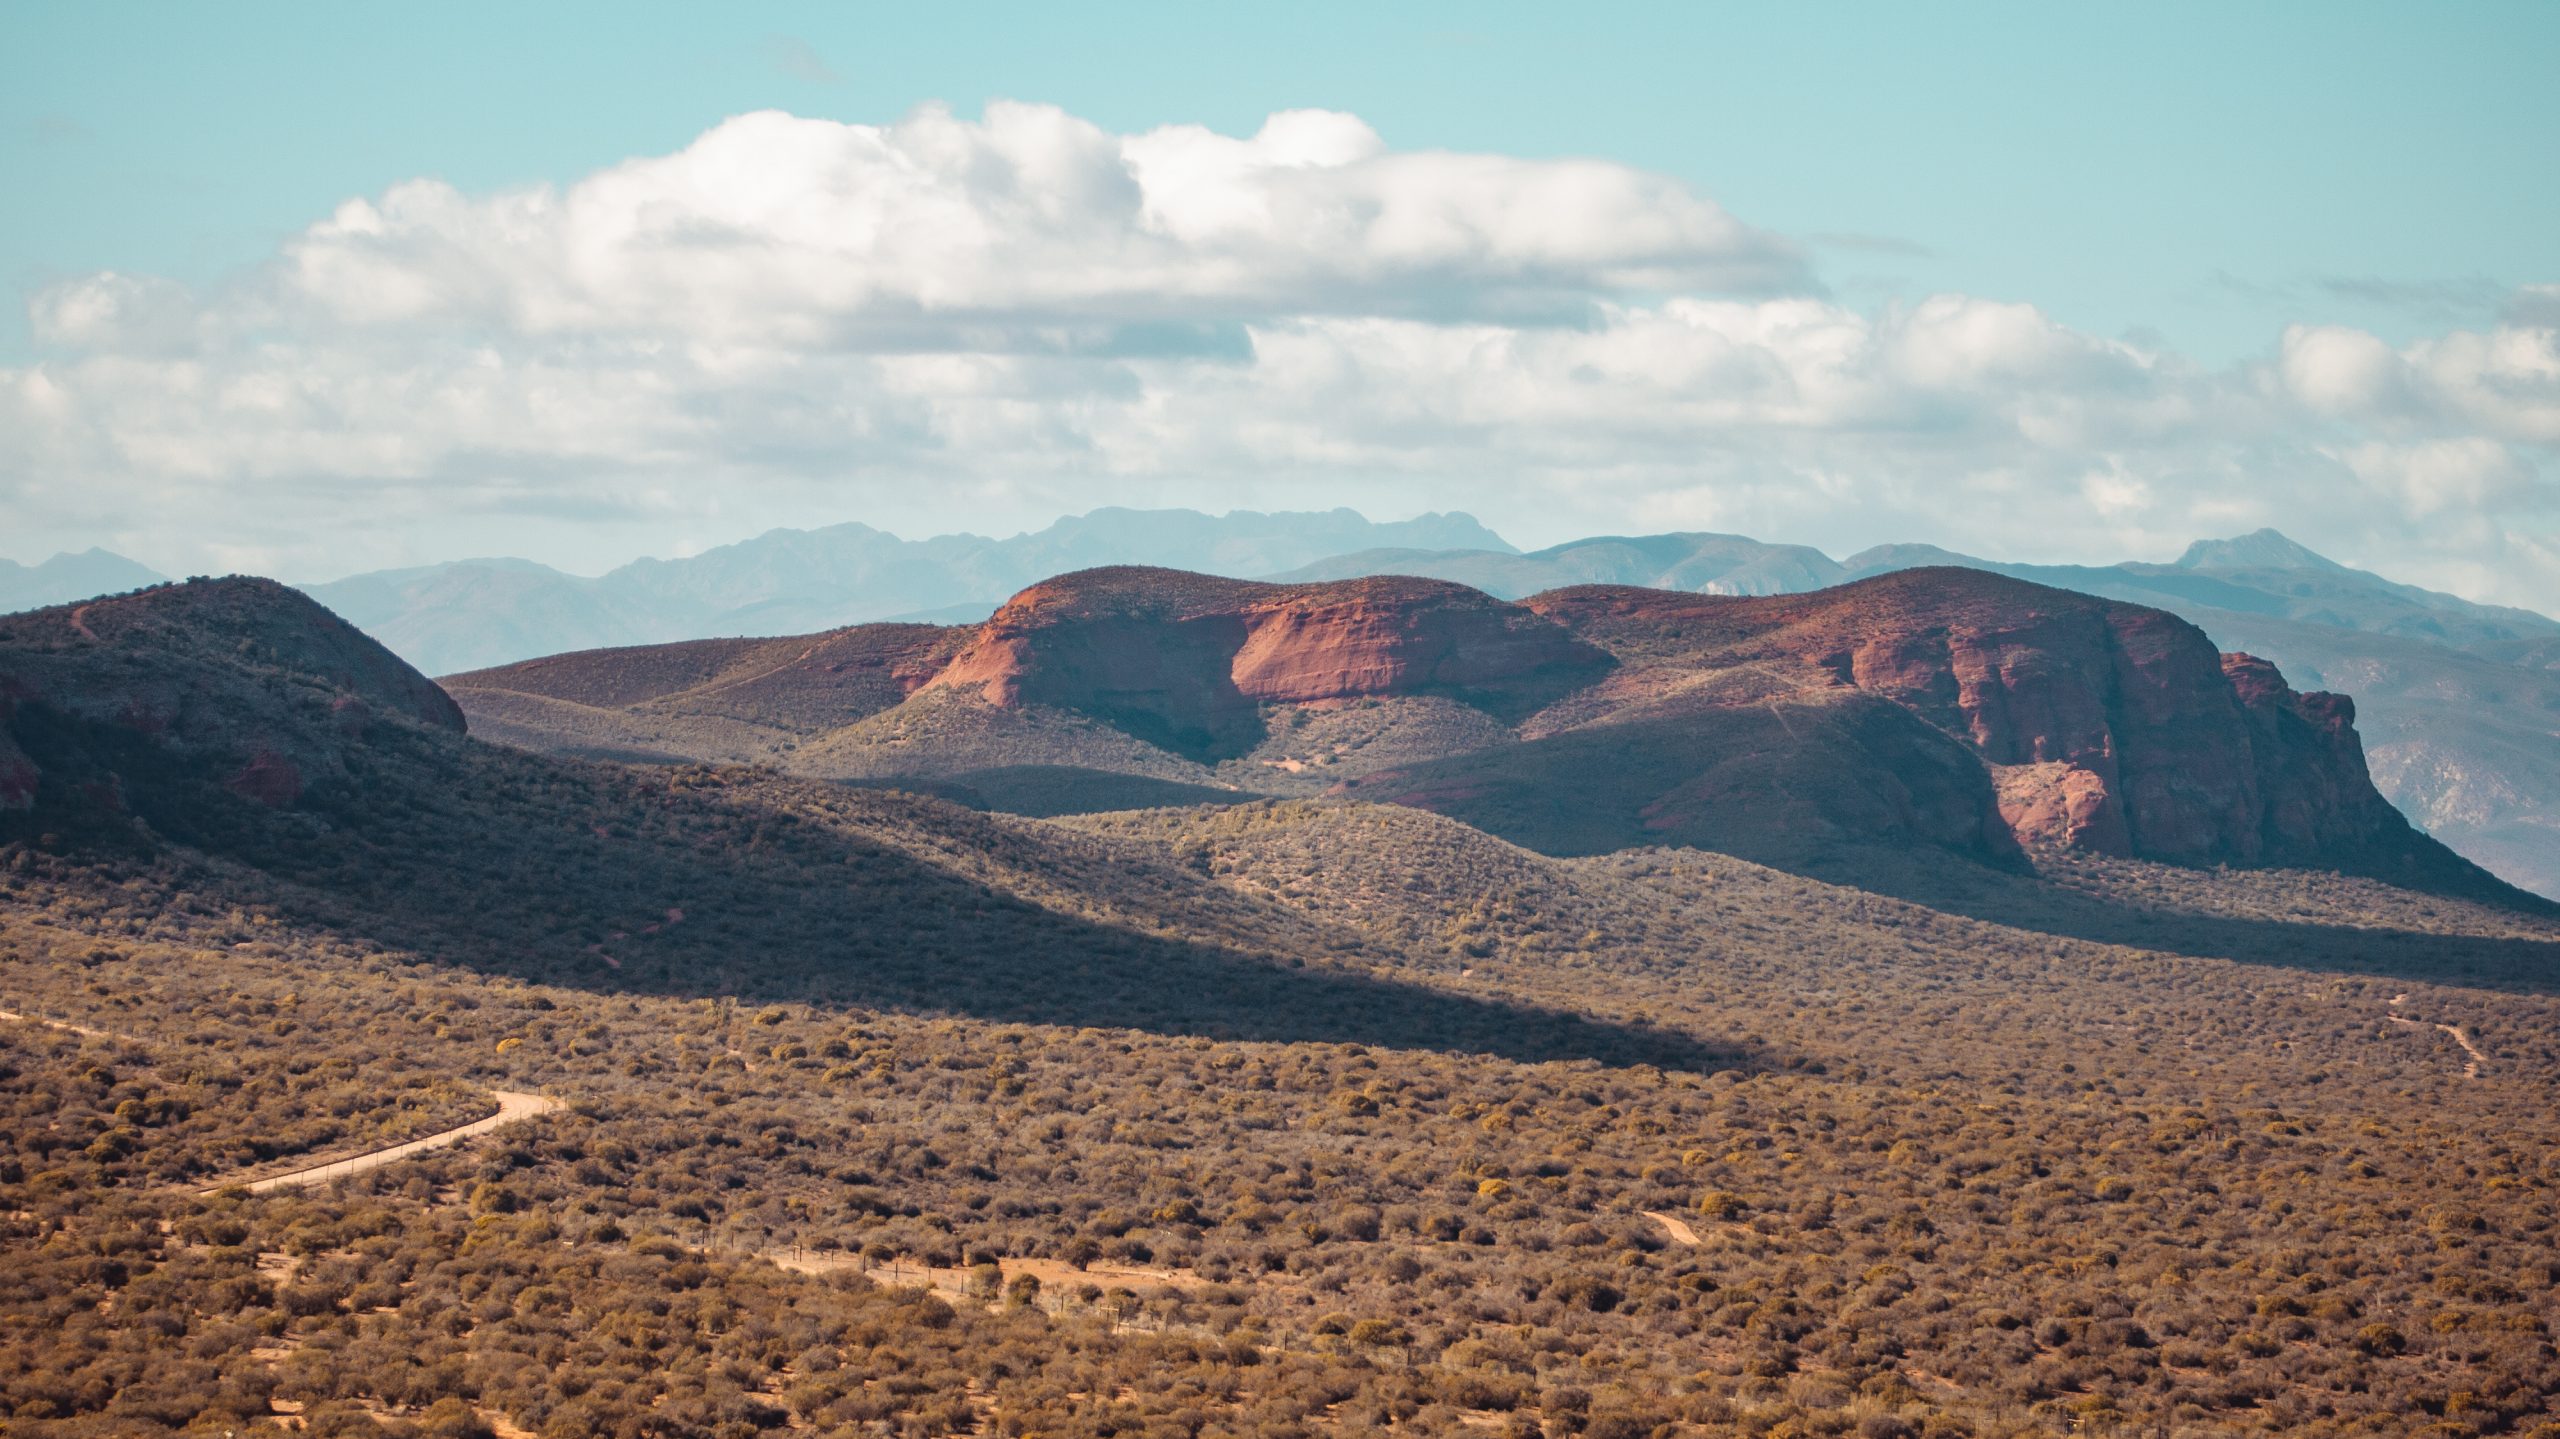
left=209, top=1091, right=564, bottom=1195
left=4, top=1005, right=562, bottom=1193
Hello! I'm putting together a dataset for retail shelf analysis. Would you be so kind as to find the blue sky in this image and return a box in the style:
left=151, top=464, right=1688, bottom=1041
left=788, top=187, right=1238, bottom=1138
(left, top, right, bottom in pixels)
left=2, top=2, right=2555, bottom=602
left=8, top=1, right=2552, bottom=365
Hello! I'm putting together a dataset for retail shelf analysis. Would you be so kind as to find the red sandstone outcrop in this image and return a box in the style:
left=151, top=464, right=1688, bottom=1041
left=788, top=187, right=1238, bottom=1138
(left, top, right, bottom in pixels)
left=1992, top=761, right=2124, bottom=851
left=2219, top=652, right=2408, bottom=866
left=197, top=557, right=2495, bottom=893
left=928, top=568, right=1613, bottom=759
left=908, top=564, right=2451, bottom=876
left=1519, top=568, right=2434, bottom=870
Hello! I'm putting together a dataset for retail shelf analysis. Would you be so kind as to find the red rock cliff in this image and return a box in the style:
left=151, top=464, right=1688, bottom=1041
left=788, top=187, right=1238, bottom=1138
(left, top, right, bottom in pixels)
left=1526, top=569, right=2443, bottom=872
left=928, top=568, right=1612, bottom=759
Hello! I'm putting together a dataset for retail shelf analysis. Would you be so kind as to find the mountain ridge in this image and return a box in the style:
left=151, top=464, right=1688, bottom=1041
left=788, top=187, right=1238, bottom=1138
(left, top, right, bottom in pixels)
left=0, top=548, right=171, bottom=615
left=18, top=516, right=2556, bottom=896
left=294, top=506, right=1517, bottom=674
left=449, top=562, right=2529, bottom=908
left=1267, top=528, right=2560, bottom=897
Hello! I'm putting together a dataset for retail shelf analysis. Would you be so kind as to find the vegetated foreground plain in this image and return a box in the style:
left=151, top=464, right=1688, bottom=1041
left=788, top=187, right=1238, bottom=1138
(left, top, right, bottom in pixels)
left=2, top=580, right=2559, bottom=1439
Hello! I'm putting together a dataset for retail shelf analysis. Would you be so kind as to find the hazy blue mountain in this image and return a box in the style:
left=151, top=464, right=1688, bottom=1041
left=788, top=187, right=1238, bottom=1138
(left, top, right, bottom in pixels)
left=1841, top=529, right=2560, bottom=651
left=1267, top=532, right=1848, bottom=596
left=301, top=507, right=1515, bottom=675
left=2172, top=529, right=2348, bottom=572
left=0, top=549, right=168, bottom=614
left=301, top=560, right=679, bottom=677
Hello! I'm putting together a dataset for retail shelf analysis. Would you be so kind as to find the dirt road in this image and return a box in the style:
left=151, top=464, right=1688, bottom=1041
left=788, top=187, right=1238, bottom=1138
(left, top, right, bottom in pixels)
left=1643, top=1209, right=1703, bottom=1246
left=208, top=1091, right=564, bottom=1195
left=5, top=1008, right=564, bottom=1190
left=0, top=1007, right=126, bottom=1041
left=2387, top=994, right=2489, bottom=1079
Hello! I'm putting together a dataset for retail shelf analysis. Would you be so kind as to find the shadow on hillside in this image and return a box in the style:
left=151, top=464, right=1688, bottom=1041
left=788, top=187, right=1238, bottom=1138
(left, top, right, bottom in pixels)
left=1802, top=844, right=2560, bottom=995
left=842, top=766, right=1263, bottom=819
left=52, top=726, right=1750, bottom=1074
left=1342, top=703, right=2023, bottom=868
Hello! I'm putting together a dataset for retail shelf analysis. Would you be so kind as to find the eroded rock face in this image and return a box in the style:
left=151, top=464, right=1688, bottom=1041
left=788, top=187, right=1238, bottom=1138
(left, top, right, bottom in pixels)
left=1992, top=761, right=2124, bottom=852
left=916, top=564, right=2454, bottom=878
left=2220, top=653, right=2412, bottom=866
left=1229, top=586, right=1608, bottom=709
left=1525, top=569, right=2436, bottom=872
left=1824, top=594, right=2269, bottom=863
left=1821, top=576, right=2421, bottom=865
left=930, top=569, right=1611, bottom=760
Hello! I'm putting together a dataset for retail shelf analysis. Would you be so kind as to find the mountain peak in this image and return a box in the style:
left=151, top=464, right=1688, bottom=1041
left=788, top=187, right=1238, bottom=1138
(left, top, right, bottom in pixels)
left=0, top=548, right=170, bottom=615
left=2174, top=529, right=2344, bottom=573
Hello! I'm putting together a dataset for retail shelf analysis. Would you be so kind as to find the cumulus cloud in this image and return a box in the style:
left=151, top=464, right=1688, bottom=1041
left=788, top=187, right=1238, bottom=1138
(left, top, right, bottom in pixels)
left=1, top=102, right=2554, bottom=608
left=2506, top=284, right=2560, bottom=330
left=26, top=272, right=201, bottom=354
left=2335, top=437, right=2538, bottom=519
left=188, top=103, right=1806, bottom=352
left=2279, top=325, right=2408, bottom=417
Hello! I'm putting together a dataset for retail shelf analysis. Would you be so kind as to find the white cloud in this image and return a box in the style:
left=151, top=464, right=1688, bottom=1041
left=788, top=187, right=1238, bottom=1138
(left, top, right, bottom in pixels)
left=1, top=102, right=2555, bottom=611
left=2280, top=324, right=2406, bottom=416
left=26, top=272, right=200, bottom=354
left=2334, top=437, right=2536, bottom=519
left=2282, top=318, right=2560, bottom=446
left=190, top=103, right=1804, bottom=351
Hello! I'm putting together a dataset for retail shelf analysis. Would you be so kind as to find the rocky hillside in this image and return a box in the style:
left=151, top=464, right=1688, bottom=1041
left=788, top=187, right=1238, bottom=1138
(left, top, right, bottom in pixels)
left=924, top=569, right=1613, bottom=761
left=452, top=564, right=2518, bottom=901
left=1277, top=526, right=2560, bottom=895
left=1, top=579, right=462, bottom=823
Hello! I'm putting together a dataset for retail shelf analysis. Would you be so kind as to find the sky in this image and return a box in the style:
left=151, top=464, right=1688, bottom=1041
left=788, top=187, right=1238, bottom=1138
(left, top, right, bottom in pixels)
left=2, top=1, right=2555, bottom=604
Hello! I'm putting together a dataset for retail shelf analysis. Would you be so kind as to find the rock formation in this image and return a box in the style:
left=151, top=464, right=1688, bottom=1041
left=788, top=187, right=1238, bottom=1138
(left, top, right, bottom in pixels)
left=446, top=564, right=2522, bottom=898
left=927, top=569, right=1613, bottom=760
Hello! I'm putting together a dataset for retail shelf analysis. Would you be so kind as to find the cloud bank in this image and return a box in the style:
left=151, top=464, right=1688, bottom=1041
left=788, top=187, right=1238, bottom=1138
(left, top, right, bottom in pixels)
left=3, top=102, right=2553, bottom=605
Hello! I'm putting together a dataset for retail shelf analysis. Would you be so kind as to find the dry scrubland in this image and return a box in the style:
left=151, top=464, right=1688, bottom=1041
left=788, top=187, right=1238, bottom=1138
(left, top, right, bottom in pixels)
left=5, top=749, right=2560, bottom=1437
left=3, top=578, right=2559, bottom=1438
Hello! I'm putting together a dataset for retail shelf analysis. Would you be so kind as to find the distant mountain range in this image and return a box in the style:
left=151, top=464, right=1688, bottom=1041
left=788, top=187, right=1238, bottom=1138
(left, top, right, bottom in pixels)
left=0, top=548, right=169, bottom=614
left=296, top=508, right=1515, bottom=676
left=10, top=511, right=2555, bottom=896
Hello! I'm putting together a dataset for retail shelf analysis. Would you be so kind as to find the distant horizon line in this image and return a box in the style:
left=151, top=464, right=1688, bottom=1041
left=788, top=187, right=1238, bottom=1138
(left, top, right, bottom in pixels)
left=9, top=504, right=2347, bottom=591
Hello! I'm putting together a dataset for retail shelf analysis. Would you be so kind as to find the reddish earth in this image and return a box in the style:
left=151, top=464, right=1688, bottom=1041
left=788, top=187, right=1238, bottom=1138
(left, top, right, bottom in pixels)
left=448, top=623, right=967, bottom=733
left=1993, top=761, right=2124, bottom=851
left=225, top=749, right=305, bottom=808
left=25, top=567, right=2506, bottom=898
left=928, top=568, right=1609, bottom=759
left=1508, top=570, right=2436, bottom=872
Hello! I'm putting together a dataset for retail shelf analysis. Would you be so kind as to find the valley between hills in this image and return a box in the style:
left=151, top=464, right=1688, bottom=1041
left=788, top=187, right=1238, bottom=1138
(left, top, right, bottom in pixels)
left=2, top=568, right=2559, bottom=1439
